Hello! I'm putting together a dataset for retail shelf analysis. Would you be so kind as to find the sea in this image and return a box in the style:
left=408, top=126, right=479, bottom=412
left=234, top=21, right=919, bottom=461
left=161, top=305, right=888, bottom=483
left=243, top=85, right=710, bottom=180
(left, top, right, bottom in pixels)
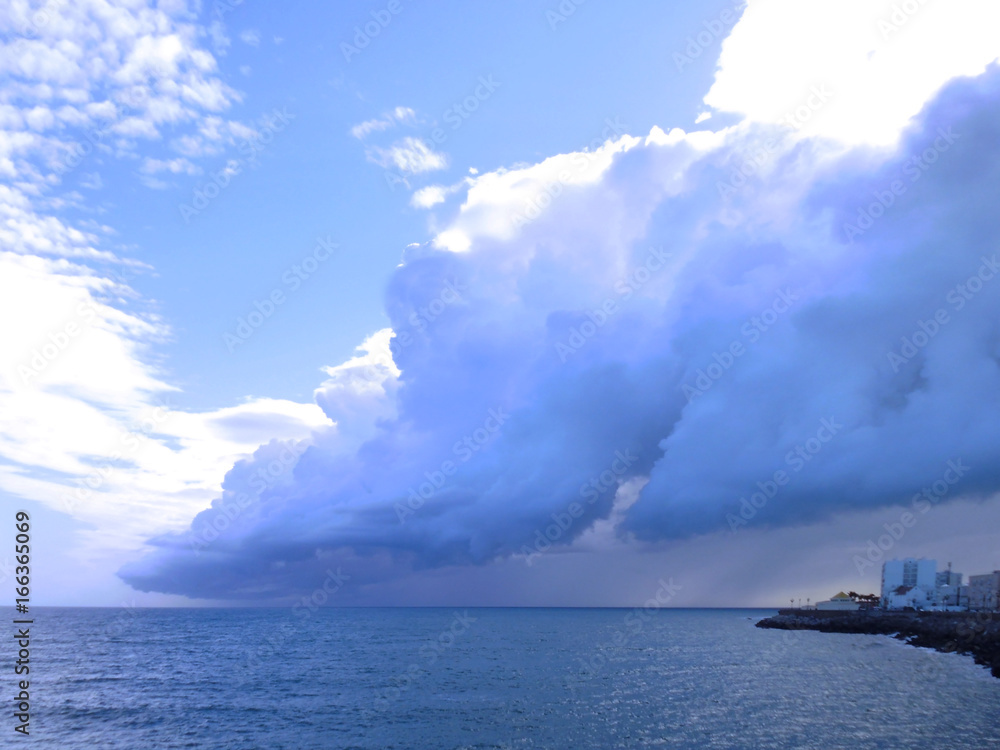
left=15, top=607, right=1000, bottom=749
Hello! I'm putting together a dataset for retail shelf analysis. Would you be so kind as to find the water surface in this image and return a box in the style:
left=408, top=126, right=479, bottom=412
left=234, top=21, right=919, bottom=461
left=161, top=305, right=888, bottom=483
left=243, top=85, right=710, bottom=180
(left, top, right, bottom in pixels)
left=22, top=607, right=1000, bottom=748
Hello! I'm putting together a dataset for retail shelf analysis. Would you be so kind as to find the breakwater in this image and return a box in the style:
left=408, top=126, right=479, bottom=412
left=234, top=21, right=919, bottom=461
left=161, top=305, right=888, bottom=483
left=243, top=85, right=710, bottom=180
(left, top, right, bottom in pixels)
left=756, top=609, right=1000, bottom=678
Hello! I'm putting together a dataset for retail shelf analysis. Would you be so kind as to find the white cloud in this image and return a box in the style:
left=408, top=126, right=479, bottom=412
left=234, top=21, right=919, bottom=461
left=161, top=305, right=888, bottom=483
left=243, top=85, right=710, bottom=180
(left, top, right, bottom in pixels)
left=139, top=155, right=200, bottom=187
left=239, top=29, right=260, bottom=47
left=410, top=184, right=451, bottom=209
left=0, top=1, right=331, bottom=598
left=0, top=0, right=249, bottom=186
left=140, top=156, right=200, bottom=175
left=428, top=131, right=656, bottom=252
left=0, top=250, right=332, bottom=563
left=79, top=172, right=102, bottom=190
left=350, top=106, right=416, bottom=140
left=313, top=329, right=400, bottom=449
left=706, top=0, right=1000, bottom=145
left=366, top=136, right=448, bottom=175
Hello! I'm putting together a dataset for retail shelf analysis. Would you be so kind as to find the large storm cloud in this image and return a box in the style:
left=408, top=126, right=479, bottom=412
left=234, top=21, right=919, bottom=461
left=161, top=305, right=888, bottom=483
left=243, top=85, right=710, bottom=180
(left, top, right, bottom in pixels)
left=120, top=67, right=1000, bottom=600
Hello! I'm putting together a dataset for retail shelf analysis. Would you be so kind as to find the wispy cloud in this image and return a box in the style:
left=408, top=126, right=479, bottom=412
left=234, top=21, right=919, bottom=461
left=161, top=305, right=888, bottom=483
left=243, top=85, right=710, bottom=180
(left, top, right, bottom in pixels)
left=0, top=1, right=328, bottom=595
left=239, top=29, right=260, bottom=47
left=366, top=136, right=448, bottom=174
left=350, top=106, right=417, bottom=140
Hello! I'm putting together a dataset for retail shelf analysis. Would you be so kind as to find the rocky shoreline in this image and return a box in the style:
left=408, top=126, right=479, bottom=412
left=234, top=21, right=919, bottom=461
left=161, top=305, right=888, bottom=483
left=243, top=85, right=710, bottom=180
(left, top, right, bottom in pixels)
left=756, top=610, right=1000, bottom=678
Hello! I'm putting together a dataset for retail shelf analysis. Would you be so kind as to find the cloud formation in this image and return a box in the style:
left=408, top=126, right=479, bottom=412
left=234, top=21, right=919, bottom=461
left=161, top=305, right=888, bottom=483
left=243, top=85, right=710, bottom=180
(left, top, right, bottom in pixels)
left=366, top=136, right=447, bottom=175
left=705, top=0, right=1000, bottom=145
left=350, top=106, right=416, bottom=140
left=122, top=61, right=1000, bottom=600
left=0, top=1, right=330, bottom=585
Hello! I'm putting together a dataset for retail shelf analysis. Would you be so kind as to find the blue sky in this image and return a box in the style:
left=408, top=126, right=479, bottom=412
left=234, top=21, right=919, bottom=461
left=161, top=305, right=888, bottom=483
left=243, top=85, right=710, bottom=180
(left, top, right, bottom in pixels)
left=4, top=0, right=1000, bottom=608
left=93, top=0, right=739, bottom=410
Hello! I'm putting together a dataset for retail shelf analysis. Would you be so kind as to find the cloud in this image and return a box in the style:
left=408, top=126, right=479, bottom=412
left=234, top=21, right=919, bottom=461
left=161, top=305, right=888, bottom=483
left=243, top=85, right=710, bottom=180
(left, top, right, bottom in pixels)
left=239, top=29, right=260, bottom=47
left=350, top=106, right=416, bottom=140
left=410, top=182, right=468, bottom=209
left=139, top=156, right=200, bottom=188
left=122, top=60, right=1000, bottom=601
left=705, top=0, right=1000, bottom=145
left=80, top=172, right=102, bottom=190
left=0, top=227, right=332, bottom=567
left=0, top=0, right=252, bottom=187
left=366, top=136, right=448, bottom=174
left=0, top=2, right=329, bottom=598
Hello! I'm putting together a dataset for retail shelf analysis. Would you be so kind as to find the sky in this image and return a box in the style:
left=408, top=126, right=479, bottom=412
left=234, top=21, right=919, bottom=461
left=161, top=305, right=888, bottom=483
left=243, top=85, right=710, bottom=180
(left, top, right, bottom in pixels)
left=3, top=0, right=1000, bottom=608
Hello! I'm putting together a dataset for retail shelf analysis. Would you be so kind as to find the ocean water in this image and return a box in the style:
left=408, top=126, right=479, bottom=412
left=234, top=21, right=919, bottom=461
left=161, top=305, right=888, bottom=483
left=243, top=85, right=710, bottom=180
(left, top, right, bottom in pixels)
left=17, top=607, right=1000, bottom=749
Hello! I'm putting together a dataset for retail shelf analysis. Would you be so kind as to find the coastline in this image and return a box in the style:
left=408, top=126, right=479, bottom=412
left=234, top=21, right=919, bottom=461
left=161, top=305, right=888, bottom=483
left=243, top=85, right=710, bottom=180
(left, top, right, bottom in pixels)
left=756, top=610, right=1000, bottom=678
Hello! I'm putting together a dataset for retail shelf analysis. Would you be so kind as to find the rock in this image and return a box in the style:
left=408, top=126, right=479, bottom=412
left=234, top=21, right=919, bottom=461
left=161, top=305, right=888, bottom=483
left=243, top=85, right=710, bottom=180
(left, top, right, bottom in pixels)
left=756, top=610, right=1000, bottom=678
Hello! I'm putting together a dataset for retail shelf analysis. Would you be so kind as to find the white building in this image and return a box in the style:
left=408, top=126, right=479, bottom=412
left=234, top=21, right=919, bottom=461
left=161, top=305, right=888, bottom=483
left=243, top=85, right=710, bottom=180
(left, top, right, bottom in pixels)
left=968, top=571, right=1000, bottom=611
left=884, top=585, right=933, bottom=610
left=935, top=584, right=968, bottom=609
left=935, top=570, right=963, bottom=588
left=881, top=558, right=937, bottom=609
left=815, top=592, right=860, bottom=611
left=933, top=568, right=964, bottom=608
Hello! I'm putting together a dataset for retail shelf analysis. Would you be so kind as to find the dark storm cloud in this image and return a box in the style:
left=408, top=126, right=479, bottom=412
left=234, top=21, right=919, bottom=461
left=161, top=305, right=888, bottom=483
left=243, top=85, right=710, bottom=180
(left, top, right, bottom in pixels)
left=121, top=68, right=1000, bottom=600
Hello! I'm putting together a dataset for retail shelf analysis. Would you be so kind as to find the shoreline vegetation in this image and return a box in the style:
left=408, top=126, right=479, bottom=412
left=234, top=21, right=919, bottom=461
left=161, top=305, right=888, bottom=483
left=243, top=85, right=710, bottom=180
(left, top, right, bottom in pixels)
left=756, top=610, right=1000, bottom=678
